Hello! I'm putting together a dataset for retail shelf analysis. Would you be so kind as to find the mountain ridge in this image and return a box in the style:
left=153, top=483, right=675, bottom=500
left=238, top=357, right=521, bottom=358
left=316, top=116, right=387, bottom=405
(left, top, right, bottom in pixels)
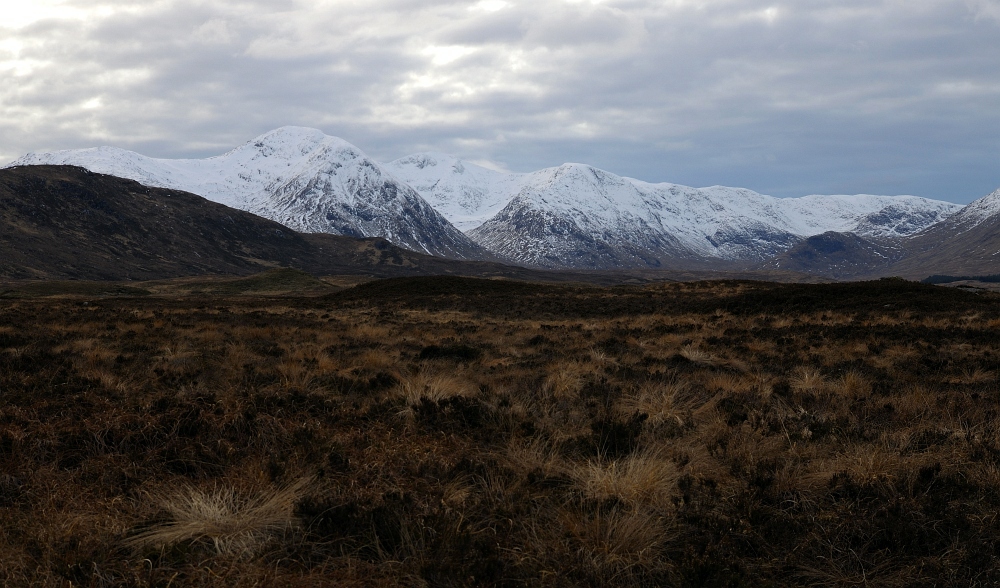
left=879, top=189, right=1000, bottom=279
left=6, top=126, right=981, bottom=273
left=388, top=150, right=962, bottom=269
left=0, top=165, right=828, bottom=284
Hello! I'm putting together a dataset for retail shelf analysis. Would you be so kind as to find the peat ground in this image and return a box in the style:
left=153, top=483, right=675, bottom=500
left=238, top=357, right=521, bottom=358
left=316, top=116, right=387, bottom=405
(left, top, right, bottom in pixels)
left=2, top=276, right=1000, bottom=586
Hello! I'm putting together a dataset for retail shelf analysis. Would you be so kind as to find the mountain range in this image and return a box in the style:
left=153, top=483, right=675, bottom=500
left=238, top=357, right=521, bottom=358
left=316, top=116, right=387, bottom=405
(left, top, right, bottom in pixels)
left=0, top=165, right=818, bottom=284
left=387, top=152, right=959, bottom=269
left=5, top=126, right=997, bottom=279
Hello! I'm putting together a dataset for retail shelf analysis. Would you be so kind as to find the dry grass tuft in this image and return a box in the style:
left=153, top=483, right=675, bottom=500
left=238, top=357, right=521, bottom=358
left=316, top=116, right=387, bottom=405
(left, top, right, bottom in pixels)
left=568, top=449, right=678, bottom=507
left=618, top=381, right=690, bottom=427
left=394, top=372, right=477, bottom=422
left=276, top=357, right=315, bottom=391
left=560, top=506, right=669, bottom=567
left=834, top=370, right=871, bottom=398
left=679, top=345, right=716, bottom=366
left=705, top=372, right=747, bottom=393
left=503, top=439, right=567, bottom=478
left=790, top=367, right=827, bottom=393
left=839, top=448, right=904, bottom=491
left=126, top=478, right=312, bottom=557
left=544, top=362, right=589, bottom=400
left=950, top=368, right=995, bottom=384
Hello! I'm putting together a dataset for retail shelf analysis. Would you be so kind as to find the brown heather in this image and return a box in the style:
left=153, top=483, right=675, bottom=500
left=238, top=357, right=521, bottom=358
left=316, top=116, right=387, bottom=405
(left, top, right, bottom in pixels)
left=2, top=275, right=1000, bottom=585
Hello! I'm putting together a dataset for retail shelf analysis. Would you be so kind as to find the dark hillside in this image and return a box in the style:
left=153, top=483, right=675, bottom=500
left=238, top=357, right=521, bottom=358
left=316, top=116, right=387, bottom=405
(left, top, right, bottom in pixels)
left=0, top=165, right=318, bottom=280
left=712, top=277, right=997, bottom=315
left=763, top=231, right=905, bottom=279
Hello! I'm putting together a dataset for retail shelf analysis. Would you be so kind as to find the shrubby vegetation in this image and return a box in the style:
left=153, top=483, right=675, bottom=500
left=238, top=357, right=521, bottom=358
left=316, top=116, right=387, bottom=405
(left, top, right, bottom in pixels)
left=2, top=276, right=1000, bottom=585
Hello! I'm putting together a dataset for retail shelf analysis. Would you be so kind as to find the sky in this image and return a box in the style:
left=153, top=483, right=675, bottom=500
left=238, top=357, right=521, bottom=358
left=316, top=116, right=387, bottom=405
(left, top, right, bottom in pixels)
left=1, top=0, right=999, bottom=203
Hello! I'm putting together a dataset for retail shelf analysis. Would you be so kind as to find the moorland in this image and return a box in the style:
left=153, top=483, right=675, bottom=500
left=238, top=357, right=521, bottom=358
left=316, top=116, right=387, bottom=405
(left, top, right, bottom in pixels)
left=2, top=274, right=1000, bottom=586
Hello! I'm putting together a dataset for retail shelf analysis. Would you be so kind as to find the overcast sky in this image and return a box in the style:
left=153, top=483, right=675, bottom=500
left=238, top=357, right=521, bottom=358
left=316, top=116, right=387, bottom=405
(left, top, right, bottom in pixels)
left=2, top=0, right=999, bottom=202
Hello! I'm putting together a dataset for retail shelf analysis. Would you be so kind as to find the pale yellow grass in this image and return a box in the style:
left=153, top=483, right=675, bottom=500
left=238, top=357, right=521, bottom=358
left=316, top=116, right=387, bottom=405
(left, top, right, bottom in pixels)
left=503, top=439, right=566, bottom=479
left=790, top=367, right=827, bottom=394
left=394, top=372, right=477, bottom=421
left=568, top=449, right=678, bottom=507
left=559, top=506, right=669, bottom=567
left=544, top=361, right=590, bottom=400
left=618, top=381, right=691, bottom=427
left=949, top=368, right=995, bottom=384
left=705, top=372, right=748, bottom=394
left=833, top=370, right=870, bottom=399
left=126, top=478, right=312, bottom=557
left=679, top=345, right=716, bottom=366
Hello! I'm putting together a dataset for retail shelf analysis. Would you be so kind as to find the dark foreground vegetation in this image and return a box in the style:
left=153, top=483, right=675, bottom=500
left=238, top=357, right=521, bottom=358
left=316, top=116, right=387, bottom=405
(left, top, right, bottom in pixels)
left=924, top=274, right=1000, bottom=284
left=2, top=276, right=1000, bottom=586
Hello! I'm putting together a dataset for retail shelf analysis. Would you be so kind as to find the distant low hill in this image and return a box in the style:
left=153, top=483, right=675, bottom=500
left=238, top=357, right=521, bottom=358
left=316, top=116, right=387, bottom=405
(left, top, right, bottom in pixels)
left=762, top=231, right=906, bottom=279
left=759, top=188, right=1000, bottom=280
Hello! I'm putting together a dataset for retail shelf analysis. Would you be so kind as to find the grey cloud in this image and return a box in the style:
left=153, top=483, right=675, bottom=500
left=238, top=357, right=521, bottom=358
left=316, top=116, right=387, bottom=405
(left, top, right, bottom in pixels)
left=1, top=0, right=998, bottom=203
left=437, top=11, right=526, bottom=45
left=519, top=5, right=645, bottom=48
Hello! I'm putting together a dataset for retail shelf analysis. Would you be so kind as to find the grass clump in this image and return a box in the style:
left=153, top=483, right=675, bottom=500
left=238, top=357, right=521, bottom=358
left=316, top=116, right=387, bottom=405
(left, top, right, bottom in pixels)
left=127, top=478, right=312, bottom=557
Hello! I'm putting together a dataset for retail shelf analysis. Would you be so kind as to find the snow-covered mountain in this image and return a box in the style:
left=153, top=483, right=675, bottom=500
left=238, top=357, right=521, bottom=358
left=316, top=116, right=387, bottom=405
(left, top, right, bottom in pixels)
left=880, top=187, right=1000, bottom=279
left=928, top=187, right=1000, bottom=232
left=390, top=153, right=961, bottom=269
left=387, top=153, right=524, bottom=232
left=7, top=127, right=966, bottom=271
left=7, top=127, right=485, bottom=260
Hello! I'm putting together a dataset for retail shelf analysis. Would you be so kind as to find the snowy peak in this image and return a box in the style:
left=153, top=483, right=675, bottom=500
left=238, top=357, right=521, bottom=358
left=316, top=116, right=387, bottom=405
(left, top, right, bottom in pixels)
left=387, top=152, right=521, bottom=232
left=529, top=164, right=638, bottom=204
left=943, top=187, right=1000, bottom=228
left=229, top=126, right=331, bottom=156
left=392, top=152, right=464, bottom=172
left=221, top=126, right=364, bottom=170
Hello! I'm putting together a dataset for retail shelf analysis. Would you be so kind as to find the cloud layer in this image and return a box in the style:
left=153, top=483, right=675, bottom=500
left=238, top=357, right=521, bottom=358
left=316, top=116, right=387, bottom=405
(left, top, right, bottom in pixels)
left=2, top=0, right=999, bottom=202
